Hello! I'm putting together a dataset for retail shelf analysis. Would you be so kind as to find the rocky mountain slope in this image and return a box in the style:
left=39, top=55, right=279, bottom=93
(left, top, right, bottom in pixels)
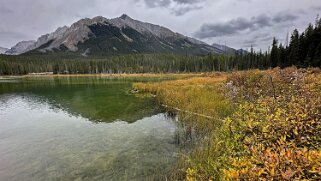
left=6, top=14, right=226, bottom=56
left=212, top=43, right=237, bottom=54
left=212, top=43, right=247, bottom=55
left=5, top=41, right=36, bottom=55
left=0, top=47, right=9, bottom=54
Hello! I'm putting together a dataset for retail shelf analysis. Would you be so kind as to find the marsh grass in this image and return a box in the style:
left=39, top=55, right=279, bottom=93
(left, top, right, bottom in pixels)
left=134, top=73, right=236, bottom=180
left=134, top=75, right=234, bottom=133
left=134, top=67, right=321, bottom=180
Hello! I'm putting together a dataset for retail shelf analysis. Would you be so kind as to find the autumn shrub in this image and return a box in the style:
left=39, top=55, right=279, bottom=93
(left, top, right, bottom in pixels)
left=222, top=67, right=321, bottom=180
left=223, top=94, right=321, bottom=179
left=134, top=67, right=321, bottom=180
left=224, top=143, right=321, bottom=180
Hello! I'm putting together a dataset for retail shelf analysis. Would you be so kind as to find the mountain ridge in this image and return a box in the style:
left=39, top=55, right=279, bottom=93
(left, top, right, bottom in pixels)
left=5, top=14, right=232, bottom=56
left=212, top=43, right=248, bottom=55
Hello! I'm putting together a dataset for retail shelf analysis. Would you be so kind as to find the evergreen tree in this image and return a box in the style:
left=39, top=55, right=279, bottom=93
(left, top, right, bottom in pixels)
left=278, top=44, right=287, bottom=67
left=270, top=38, right=279, bottom=67
left=288, top=29, right=300, bottom=66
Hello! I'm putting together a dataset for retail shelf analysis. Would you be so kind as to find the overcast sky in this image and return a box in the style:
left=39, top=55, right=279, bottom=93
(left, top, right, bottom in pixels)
left=0, top=0, right=320, bottom=50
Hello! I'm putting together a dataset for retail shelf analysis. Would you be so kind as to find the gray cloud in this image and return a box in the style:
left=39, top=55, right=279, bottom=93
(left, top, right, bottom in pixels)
left=243, top=39, right=257, bottom=45
left=142, top=0, right=205, bottom=16
left=0, top=31, right=28, bottom=39
left=0, top=0, right=318, bottom=50
left=243, top=43, right=258, bottom=48
left=273, top=12, right=298, bottom=23
left=0, top=6, right=13, bottom=14
left=252, top=33, right=270, bottom=40
left=171, top=5, right=203, bottom=16
left=0, top=31, right=30, bottom=47
left=173, top=0, right=204, bottom=4
left=0, top=0, right=100, bottom=47
left=296, top=9, right=307, bottom=15
left=260, top=36, right=274, bottom=42
left=311, top=6, right=321, bottom=11
left=143, top=0, right=204, bottom=7
left=236, top=0, right=253, bottom=2
left=243, top=33, right=273, bottom=47
left=194, top=16, right=268, bottom=39
left=194, top=12, right=298, bottom=39
left=143, top=0, right=171, bottom=8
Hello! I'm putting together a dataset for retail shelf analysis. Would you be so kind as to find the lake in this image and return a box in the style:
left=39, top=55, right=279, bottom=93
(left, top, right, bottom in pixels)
left=0, top=76, right=179, bottom=181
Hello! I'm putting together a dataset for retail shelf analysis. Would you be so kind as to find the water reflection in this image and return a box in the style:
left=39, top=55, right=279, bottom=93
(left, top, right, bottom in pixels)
left=0, top=77, right=160, bottom=123
left=0, top=94, right=178, bottom=181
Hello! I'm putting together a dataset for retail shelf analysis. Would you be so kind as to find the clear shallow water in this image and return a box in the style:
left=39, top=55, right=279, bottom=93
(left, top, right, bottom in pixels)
left=0, top=77, right=178, bottom=181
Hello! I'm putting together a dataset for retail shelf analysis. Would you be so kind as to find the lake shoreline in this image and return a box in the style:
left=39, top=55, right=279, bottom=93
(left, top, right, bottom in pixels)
left=0, top=73, right=206, bottom=81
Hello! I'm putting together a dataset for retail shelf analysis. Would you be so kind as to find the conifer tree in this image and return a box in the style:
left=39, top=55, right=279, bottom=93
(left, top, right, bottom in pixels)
left=270, top=38, right=279, bottom=67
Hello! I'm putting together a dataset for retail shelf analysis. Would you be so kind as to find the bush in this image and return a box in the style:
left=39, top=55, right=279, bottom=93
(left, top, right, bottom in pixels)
left=134, top=67, right=321, bottom=180
left=223, top=67, right=321, bottom=180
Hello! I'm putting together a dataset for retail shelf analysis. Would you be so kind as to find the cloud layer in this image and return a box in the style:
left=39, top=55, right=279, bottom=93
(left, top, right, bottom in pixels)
left=141, top=0, right=206, bottom=16
left=143, top=0, right=204, bottom=7
left=194, top=13, right=298, bottom=39
left=0, top=0, right=320, bottom=50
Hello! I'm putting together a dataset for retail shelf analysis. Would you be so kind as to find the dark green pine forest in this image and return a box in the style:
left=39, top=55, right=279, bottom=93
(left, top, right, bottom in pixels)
left=1, top=17, right=321, bottom=75
left=270, top=17, right=321, bottom=68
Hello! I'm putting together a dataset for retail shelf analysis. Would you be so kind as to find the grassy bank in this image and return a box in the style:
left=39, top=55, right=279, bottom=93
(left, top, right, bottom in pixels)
left=133, top=67, right=321, bottom=180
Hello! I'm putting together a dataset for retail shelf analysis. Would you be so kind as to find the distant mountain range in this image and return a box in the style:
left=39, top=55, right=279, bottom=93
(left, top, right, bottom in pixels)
left=3, top=14, right=239, bottom=56
left=212, top=43, right=243, bottom=55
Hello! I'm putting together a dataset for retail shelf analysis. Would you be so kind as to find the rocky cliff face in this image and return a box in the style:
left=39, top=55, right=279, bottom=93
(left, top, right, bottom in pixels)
left=6, top=14, right=225, bottom=56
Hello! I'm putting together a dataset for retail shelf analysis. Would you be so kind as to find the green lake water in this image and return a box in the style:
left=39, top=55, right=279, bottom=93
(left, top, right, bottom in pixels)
left=0, top=76, right=179, bottom=181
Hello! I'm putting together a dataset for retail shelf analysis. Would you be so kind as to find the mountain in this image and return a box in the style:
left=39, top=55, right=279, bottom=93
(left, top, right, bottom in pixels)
left=0, top=47, right=9, bottom=54
left=8, top=14, right=224, bottom=56
left=211, top=43, right=247, bottom=55
left=212, top=43, right=237, bottom=55
left=5, top=41, right=36, bottom=55
left=237, top=49, right=248, bottom=55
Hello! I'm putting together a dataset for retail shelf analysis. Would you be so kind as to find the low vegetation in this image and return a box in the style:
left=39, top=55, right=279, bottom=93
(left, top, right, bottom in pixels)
left=133, top=67, right=321, bottom=180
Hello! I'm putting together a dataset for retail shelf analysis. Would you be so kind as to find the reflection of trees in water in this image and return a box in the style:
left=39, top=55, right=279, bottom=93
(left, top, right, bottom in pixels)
left=0, top=77, right=160, bottom=123
left=165, top=112, right=196, bottom=154
left=167, top=112, right=213, bottom=155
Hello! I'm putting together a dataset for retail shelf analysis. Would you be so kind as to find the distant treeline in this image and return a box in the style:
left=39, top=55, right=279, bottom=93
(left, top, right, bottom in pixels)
left=0, top=53, right=268, bottom=75
left=0, top=17, right=320, bottom=75
left=270, top=16, right=321, bottom=68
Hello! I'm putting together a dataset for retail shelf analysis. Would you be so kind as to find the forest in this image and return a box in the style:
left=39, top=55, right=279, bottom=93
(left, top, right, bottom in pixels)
left=270, top=16, right=321, bottom=68
left=0, top=53, right=269, bottom=75
left=0, top=17, right=320, bottom=75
